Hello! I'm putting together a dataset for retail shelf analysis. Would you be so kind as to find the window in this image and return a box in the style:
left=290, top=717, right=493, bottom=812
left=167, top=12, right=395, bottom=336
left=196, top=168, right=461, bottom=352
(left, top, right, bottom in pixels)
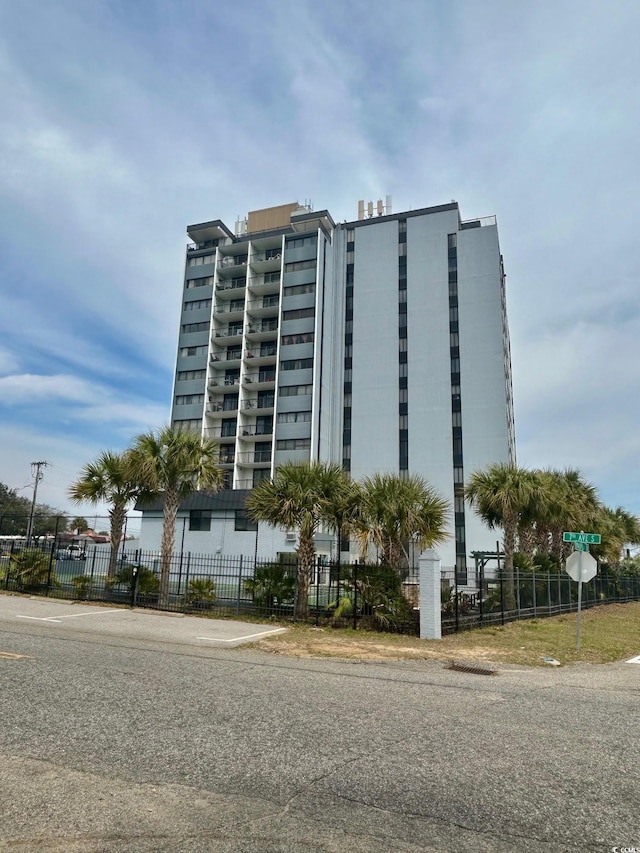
left=450, top=332, right=459, bottom=347
left=287, top=236, right=316, bottom=249
left=448, top=256, right=457, bottom=273
left=452, top=411, right=462, bottom=427
left=177, top=369, right=206, bottom=381
left=235, top=511, right=258, bottom=532
left=280, top=358, right=313, bottom=371
left=179, top=345, right=208, bottom=357
left=263, top=271, right=280, bottom=284
left=182, top=322, right=209, bottom=334
left=453, top=467, right=464, bottom=484
left=222, top=394, right=238, bottom=411
left=279, top=384, right=313, bottom=397
left=281, top=332, right=314, bottom=346
left=221, top=421, right=236, bottom=437
left=278, top=412, right=311, bottom=424
left=448, top=233, right=457, bottom=249
left=186, top=276, right=214, bottom=289
left=184, top=299, right=212, bottom=311
left=449, top=306, right=458, bottom=323
left=175, top=394, right=204, bottom=405
left=284, top=259, right=316, bottom=272
left=284, top=282, right=316, bottom=297
left=174, top=419, right=202, bottom=432
left=282, top=307, right=315, bottom=321
left=189, top=510, right=211, bottom=531
left=187, top=254, right=215, bottom=267
left=277, top=438, right=311, bottom=450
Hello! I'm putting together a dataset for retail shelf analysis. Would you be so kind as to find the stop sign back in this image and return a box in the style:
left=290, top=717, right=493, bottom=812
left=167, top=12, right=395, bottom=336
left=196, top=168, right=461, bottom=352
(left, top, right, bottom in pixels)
left=565, top=550, right=597, bottom=583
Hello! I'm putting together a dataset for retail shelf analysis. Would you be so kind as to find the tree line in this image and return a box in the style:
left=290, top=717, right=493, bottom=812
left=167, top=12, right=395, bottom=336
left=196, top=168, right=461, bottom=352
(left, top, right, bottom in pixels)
left=66, top=427, right=640, bottom=618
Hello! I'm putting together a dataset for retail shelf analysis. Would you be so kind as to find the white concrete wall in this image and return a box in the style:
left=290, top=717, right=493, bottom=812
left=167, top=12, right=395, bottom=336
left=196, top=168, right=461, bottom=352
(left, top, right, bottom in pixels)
left=458, top=224, right=512, bottom=555
left=350, top=219, right=401, bottom=478
left=138, top=512, right=299, bottom=560
left=407, top=210, right=459, bottom=567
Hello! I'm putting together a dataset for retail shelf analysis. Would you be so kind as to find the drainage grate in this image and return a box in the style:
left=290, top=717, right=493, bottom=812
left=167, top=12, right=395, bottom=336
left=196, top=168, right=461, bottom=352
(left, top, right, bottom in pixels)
left=447, top=660, right=497, bottom=676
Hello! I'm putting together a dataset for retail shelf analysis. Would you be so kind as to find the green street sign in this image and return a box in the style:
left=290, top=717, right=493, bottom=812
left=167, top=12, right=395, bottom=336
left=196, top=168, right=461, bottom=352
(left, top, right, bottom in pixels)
left=574, top=542, right=589, bottom=552
left=563, top=532, right=601, bottom=545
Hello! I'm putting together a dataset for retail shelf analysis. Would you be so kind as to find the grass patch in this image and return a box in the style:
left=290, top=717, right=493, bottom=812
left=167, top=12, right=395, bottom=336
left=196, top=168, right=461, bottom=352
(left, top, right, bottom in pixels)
left=251, top=601, right=640, bottom=666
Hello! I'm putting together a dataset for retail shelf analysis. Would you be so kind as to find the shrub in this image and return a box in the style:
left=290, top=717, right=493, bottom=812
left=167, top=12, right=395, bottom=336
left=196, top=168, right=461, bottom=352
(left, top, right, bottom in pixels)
left=186, top=577, right=217, bottom=610
left=71, top=575, right=92, bottom=600
left=9, top=548, right=54, bottom=591
left=114, top=563, right=159, bottom=595
left=244, top=563, right=295, bottom=609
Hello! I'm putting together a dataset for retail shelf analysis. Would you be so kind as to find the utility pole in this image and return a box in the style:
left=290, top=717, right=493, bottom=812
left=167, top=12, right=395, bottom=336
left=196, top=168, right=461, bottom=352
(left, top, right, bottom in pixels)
left=26, top=461, right=48, bottom=546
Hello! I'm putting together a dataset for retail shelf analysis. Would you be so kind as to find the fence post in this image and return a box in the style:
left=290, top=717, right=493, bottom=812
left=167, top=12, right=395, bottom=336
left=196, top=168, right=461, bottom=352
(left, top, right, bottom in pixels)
left=499, top=569, right=505, bottom=625
left=419, top=549, right=442, bottom=640
left=532, top=569, right=537, bottom=616
left=479, top=560, right=484, bottom=625
left=352, top=561, right=358, bottom=631
left=89, top=546, right=97, bottom=600
left=315, top=557, right=321, bottom=626
left=236, top=556, right=243, bottom=615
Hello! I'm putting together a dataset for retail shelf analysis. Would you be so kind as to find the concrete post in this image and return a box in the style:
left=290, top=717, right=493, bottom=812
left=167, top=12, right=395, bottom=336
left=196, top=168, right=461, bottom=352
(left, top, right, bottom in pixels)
left=419, top=548, right=442, bottom=640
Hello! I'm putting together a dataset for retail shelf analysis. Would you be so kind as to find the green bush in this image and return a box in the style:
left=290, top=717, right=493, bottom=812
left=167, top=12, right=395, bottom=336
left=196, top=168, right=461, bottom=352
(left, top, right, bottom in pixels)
left=186, top=577, right=217, bottom=609
left=114, top=563, right=159, bottom=595
left=9, top=548, right=55, bottom=591
left=244, top=563, right=295, bottom=609
left=71, top=575, right=92, bottom=600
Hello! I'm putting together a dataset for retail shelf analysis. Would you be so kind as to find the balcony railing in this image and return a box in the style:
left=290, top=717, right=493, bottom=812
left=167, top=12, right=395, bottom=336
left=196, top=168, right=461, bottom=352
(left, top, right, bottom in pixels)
left=241, top=398, right=274, bottom=410
left=240, top=425, right=273, bottom=436
left=211, top=351, right=242, bottom=362
left=237, top=451, right=272, bottom=464
left=218, top=256, right=248, bottom=269
left=206, top=401, right=238, bottom=413
left=208, top=376, right=240, bottom=387
left=216, top=279, right=246, bottom=292
left=246, top=296, right=279, bottom=310
left=214, top=327, right=243, bottom=338
left=251, top=251, right=281, bottom=263
left=215, top=302, right=245, bottom=314
left=247, top=320, right=278, bottom=334
left=243, top=373, right=276, bottom=384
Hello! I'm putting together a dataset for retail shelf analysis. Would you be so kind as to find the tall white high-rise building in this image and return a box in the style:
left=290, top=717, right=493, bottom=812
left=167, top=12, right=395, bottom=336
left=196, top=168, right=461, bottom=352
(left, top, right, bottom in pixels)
left=170, top=199, right=515, bottom=569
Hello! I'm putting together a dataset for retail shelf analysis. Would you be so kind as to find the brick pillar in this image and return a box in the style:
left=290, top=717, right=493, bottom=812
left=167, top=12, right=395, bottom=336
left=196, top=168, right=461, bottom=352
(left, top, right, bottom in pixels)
left=419, top=548, right=442, bottom=640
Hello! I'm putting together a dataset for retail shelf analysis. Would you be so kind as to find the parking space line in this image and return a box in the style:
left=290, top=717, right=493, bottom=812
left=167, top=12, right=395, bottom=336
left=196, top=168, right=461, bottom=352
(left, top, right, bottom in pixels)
left=197, top=628, right=287, bottom=644
left=16, top=609, right=123, bottom=624
left=626, top=655, right=640, bottom=664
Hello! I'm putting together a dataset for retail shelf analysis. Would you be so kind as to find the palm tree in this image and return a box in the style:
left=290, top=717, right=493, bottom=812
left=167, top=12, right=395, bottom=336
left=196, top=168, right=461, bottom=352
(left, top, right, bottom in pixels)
left=129, top=426, right=224, bottom=607
left=246, top=461, right=352, bottom=620
left=354, top=473, right=450, bottom=571
left=69, top=451, right=142, bottom=581
left=592, top=506, right=640, bottom=565
left=465, top=463, right=539, bottom=608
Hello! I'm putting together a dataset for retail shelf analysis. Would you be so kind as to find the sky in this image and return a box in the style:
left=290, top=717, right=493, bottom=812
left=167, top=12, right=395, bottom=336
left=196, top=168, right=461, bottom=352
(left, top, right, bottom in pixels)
left=0, top=0, right=639, bottom=523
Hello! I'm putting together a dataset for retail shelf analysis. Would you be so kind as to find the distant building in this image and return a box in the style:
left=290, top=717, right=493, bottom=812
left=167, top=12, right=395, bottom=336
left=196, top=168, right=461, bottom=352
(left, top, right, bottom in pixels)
left=141, top=199, right=515, bottom=569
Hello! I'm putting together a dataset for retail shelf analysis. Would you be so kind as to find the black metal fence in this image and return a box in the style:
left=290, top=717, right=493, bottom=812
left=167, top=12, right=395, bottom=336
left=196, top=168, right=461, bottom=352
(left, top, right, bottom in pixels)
left=441, top=563, right=640, bottom=633
left=2, top=538, right=639, bottom=635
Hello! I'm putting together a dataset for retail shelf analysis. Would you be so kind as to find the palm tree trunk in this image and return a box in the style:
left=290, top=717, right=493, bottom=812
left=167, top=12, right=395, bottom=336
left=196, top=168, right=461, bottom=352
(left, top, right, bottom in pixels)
left=295, top=532, right=314, bottom=620
left=160, top=489, right=179, bottom=608
left=108, top=502, right=126, bottom=580
left=503, top=518, right=517, bottom=610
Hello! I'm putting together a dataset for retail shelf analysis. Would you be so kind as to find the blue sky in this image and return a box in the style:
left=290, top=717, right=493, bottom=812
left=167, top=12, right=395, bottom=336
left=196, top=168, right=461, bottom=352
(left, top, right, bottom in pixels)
left=1, top=0, right=639, bottom=519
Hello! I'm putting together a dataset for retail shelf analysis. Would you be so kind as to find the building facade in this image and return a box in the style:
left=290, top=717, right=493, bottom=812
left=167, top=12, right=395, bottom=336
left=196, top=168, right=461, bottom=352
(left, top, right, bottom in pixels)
left=167, top=200, right=515, bottom=569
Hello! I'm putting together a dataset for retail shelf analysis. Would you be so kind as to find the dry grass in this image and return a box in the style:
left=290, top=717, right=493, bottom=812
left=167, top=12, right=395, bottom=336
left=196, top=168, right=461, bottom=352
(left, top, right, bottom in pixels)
left=251, top=601, right=640, bottom=666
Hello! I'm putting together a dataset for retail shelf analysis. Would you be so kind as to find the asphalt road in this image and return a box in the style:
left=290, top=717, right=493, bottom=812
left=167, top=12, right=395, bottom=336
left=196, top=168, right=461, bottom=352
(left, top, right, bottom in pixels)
left=0, top=598, right=638, bottom=852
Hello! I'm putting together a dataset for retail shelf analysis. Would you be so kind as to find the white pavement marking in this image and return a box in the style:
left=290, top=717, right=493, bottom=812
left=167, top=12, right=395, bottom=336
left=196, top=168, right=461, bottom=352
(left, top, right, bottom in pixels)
left=626, top=655, right=640, bottom=664
left=16, top=609, right=123, bottom=624
left=197, top=628, right=287, bottom=644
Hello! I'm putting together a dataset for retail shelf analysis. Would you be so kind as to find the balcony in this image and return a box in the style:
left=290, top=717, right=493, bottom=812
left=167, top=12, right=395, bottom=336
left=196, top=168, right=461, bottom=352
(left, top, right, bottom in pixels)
left=213, top=326, right=243, bottom=339
left=239, top=424, right=273, bottom=438
left=236, top=451, right=272, bottom=465
left=216, top=278, right=246, bottom=292
left=215, top=300, right=245, bottom=315
left=205, top=425, right=237, bottom=440
left=241, top=397, right=275, bottom=411
left=245, top=319, right=278, bottom=341
left=208, top=376, right=240, bottom=389
left=217, top=452, right=236, bottom=465
left=218, top=255, right=248, bottom=271
left=210, top=350, right=242, bottom=364
left=243, top=372, right=276, bottom=389
left=245, top=296, right=279, bottom=316
left=244, top=346, right=277, bottom=365
left=206, top=400, right=238, bottom=414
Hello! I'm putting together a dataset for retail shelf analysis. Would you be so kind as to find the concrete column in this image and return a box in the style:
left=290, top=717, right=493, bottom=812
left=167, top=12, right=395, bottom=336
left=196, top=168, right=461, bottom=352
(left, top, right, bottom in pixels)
left=419, top=548, right=442, bottom=640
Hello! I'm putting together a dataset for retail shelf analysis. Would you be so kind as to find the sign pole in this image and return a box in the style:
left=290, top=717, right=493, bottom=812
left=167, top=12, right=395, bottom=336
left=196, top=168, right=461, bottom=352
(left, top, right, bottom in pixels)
left=576, top=578, right=582, bottom=651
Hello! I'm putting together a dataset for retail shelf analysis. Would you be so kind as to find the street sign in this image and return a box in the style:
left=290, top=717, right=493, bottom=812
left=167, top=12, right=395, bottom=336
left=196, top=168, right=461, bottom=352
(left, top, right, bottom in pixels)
left=565, top=550, right=597, bottom=583
left=563, top=532, right=601, bottom=544
left=574, top=542, right=589, bottom=552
